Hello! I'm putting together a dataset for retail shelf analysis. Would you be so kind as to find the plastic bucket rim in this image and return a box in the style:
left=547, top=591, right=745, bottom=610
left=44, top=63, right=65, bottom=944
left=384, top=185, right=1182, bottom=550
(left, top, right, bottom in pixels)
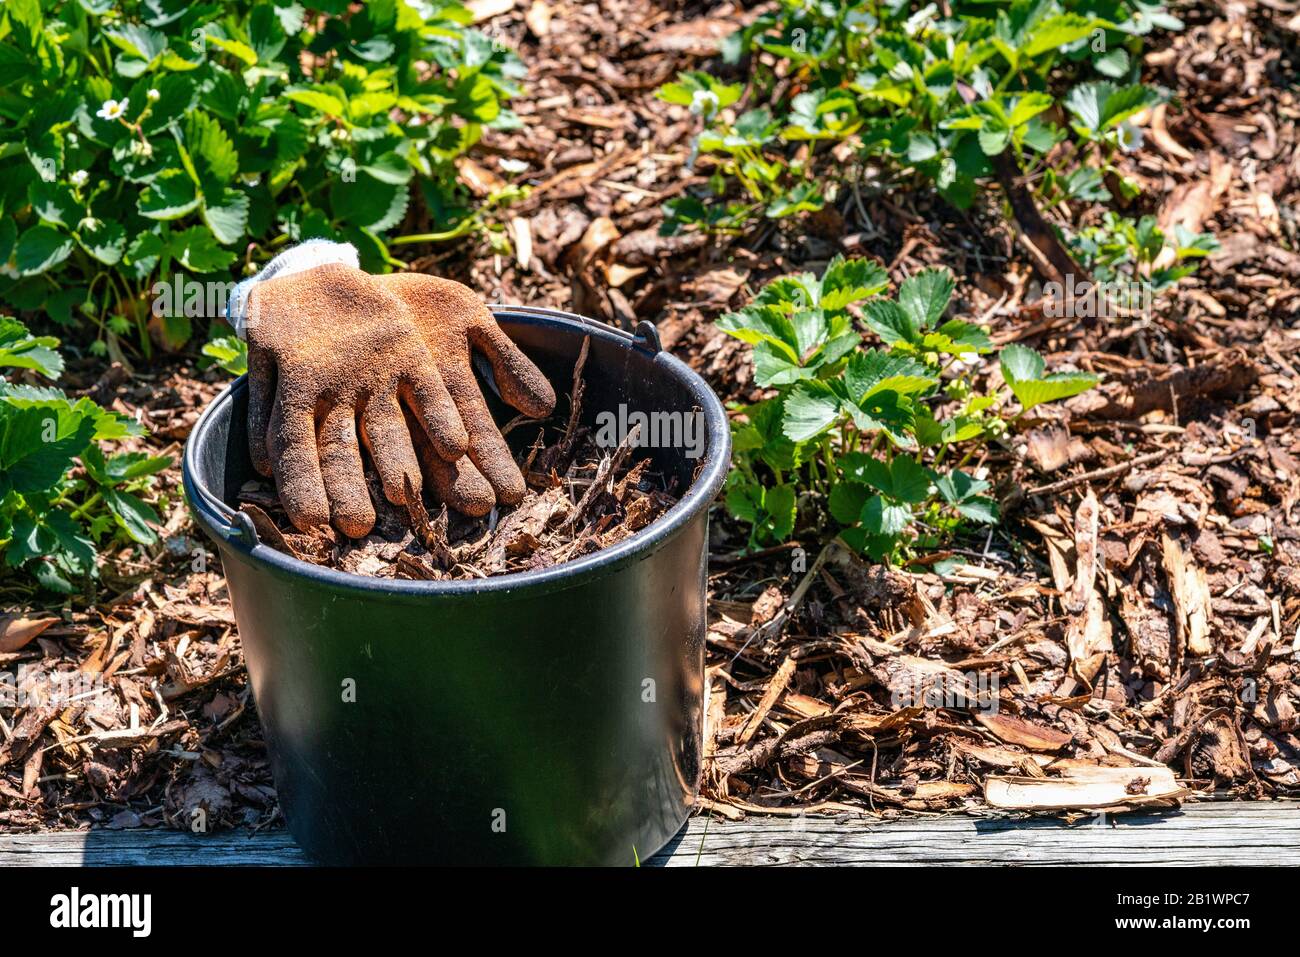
left=182, top=305, right=731, bottom=598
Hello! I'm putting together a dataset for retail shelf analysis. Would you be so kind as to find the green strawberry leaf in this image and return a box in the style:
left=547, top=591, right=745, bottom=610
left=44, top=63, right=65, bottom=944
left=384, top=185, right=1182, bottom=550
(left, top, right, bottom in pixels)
left=886, top=456, right=934, bottom=504
left=1095, top=47, right=1129, bottom=78
left=7, top=508, right=96, bottom=592
left=765, top=181, right=824, bottom=218
left=760, top=484, right=798, bottom=541
left=782, top=378, right=844, bottom=442
left=15, top=224, right=74, bottom=276
left=83, top=445, right=171, bottom=485
left=924, top=319, right=992, bottom=355
left=201, top=336, right=248, bottom=376
left=828, top=480, right=870, bottom=525
left=718, top=304, right=800, bottom=361
left=726, top=480, right=797, bottom=542
left=76, top=219, right=127, bottom=266
left=169, top=226, right=236, bottom=272
left=28, top=181, right=79, bottom=228
left=863, top=299, right=919, bottom=345
left=202, top=188, right=251, bottom=245
left=330, top=176, right=409, bottom=232
left=936, top=470, right=999, bottom=524
left=999, top=342, right=1046, bottom=382
left=1065, top=82, right=1161, bottom=135
left=860, top=494, right=913, bottom=535
left=104, top=487, right=159, bottom=544
left=844, top=350, right=937, bottom=400
left=184, top=111, right=240, bottom=191
left=0, top=317, right=64, bottom=379
left=999, top=344, right=1099, bottom=411
left=0, top=398, right=98, bottom=497
left=819, top=255, right=890, bottom=311
left=752, top=343, right=816, bottom=387
left=743, top=399, right=805, bottom=473
left=898, top=267, right=955, bottom=331
left=843, top=453, right=933, bottom=503
left=138, top=168, right=201, bottom=220
left=1020, top=13, right=1098, bottom=58
left=978, top=123, right=1011, bottom=155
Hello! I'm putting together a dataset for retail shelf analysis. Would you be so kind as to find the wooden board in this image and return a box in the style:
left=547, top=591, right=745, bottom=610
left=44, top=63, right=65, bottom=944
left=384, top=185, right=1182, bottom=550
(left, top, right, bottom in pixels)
left=2, top=801, right=1296, bottom=867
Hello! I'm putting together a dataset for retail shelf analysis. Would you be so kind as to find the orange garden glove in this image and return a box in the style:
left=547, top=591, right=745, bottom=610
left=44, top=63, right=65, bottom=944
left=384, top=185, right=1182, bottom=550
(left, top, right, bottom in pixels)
left=235, top=251, right=468, bottom=538
left=377, top=273, right=556, bottom=516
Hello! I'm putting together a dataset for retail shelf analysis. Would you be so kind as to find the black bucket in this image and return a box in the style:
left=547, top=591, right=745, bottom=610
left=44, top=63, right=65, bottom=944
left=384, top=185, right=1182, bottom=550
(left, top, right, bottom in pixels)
left=182, top=307, right=730, bottom=865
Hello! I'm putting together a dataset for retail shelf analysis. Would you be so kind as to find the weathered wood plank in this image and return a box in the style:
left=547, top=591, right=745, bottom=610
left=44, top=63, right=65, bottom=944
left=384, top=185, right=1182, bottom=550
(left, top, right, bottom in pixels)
left=1, top=828, right=310, bottom=867
left=1, top=801, right=1296, bottom=866
left=656, top=802, right=1300, bottom=866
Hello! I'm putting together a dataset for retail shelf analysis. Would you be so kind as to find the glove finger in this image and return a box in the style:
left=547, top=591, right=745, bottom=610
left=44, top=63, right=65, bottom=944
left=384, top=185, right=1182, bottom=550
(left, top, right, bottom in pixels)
left=246, top=343, right=275, bottom=477
left=444, top=373, right=528, bottom=507
left=417, top=439, right=496, bottom=518
left=360, top=390, right=422, bottom=506
left=401, top=364, right=468, bottom=462
left=405, top=406, right=494, bottom=516
left=318, top=401, right=375, bottom=539
left=470, top=321, right=556, bottom=420
left=267, top=391, right=330, bottom=533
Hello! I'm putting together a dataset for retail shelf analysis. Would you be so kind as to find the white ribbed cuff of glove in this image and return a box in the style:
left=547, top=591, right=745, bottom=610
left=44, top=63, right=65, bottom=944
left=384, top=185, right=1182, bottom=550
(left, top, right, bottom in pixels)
left=228, top=240, right=360, bottom=339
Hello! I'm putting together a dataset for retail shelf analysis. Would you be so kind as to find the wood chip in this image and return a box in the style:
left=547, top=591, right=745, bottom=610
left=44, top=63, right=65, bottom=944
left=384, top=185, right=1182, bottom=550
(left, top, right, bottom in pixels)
left=0, top=616, right=60, bottom=654
left=975, top=712, right=1074, bottom=752
left=1162, top=530, right=1214, bottom=661
left=737, top=656, right=796, bottom=747
left=985, top=765, right=1186, bottom=811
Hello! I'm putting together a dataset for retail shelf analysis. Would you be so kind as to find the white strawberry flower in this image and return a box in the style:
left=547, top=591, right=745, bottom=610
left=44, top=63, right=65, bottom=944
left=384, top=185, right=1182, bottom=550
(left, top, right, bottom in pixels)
left=69, top=170, right=89, bottom=187
left=1118, top=121, right=1144, bottom=153
left=96, top=98, right=129, bottom=121
left=147, top=88, right=160, bottom=102
left=689, top=89, right=720, bottom=118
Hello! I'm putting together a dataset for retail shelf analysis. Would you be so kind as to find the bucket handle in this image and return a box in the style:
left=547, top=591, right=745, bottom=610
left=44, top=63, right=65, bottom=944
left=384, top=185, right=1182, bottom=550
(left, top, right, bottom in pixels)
left=477, top=307, right=662, bottom=401
left=633, top=320, right=663, bottom=353
left=188, top=469, right=260, bottom=548
left=488, top=304, right=662, bottom=355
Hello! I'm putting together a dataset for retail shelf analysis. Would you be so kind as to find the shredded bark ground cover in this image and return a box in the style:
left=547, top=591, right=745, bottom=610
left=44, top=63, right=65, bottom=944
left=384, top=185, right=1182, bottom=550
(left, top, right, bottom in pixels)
left=238, top=338, right=681, bottom=580
left=2, top=0, right=1299, bottom=833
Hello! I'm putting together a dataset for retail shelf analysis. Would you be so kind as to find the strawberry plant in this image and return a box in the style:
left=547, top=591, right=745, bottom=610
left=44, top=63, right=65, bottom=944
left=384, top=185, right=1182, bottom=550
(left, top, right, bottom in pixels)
left=722, top=257, right=1097, bottom=562
left=1, top=316, right=168, bottom=592
left=660, top=0, right=1197, bottom=300
left=665, top=0, right=1185, bottom=218
left=1066, top=210, right=1217, bottom=290
left=657, top=71, right=836, bottom=233
left=0, top=0, right=522, bottom=356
